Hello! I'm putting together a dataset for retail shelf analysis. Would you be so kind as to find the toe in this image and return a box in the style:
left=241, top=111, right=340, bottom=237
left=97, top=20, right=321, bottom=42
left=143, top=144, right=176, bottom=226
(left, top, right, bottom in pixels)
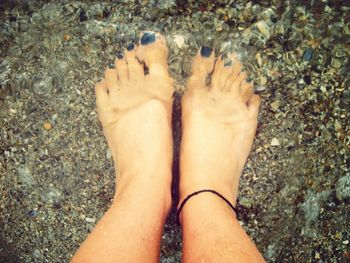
left=136, top=31, right=169, bottom=77
left=211, top=54, right=236, bottom=91
left=211, top=56, right=223, bottom=88
left=95, top=79, right=109, bottom=107
left=187, top=46, right=215, bottom=89
left=248, top=94, right=261, bottom=119
left=115, top=51, right=129, bottom=83
left=104, top=66, right=118, bottom=90
left=124, top=43, right=144, bottom=80
left=227, top=70, right=247, bottom=98
left=225, top=56, right=242, bottom=86
left=240, top=81, right=254, bottom=103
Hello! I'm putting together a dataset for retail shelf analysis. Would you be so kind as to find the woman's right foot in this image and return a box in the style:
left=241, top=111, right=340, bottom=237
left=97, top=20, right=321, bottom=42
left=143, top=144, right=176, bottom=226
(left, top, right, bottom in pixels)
left=180, top=47, right=261, bottom=207
left=95, top=32, right=174, bottom=205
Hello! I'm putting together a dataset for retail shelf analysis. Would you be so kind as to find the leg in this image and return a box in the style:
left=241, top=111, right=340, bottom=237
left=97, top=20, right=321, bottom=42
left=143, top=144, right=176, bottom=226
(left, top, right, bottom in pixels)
left=179, top=47, right=266, bottom=262
left=71, top=32, right=174, bottom=263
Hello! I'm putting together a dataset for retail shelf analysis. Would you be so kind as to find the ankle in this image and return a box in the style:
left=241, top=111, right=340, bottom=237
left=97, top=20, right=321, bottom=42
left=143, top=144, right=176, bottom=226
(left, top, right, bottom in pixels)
left=179, top=174, right=239, bottom=207
left=114, top=169, right=173, bottom=212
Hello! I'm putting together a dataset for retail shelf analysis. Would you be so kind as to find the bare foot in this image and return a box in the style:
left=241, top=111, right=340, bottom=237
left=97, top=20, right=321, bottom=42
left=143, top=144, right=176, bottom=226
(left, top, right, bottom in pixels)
left=95, top=32, right=174, bottom=204
left=180, top=47, right=261, bottom=206
left=71, top=33, right=175, bottom=263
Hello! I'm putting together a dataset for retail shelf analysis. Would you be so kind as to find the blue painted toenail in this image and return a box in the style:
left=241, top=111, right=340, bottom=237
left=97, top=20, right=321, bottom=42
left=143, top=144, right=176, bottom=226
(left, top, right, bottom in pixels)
left=201, top=46, right=212, bottom=57
left=116, top=51, right=123, bottom=59
left=141, top=32, right=156, bottom=45
left=127, top=43, right=134, bottom=51
left=109, top=63, right=115, bottom=69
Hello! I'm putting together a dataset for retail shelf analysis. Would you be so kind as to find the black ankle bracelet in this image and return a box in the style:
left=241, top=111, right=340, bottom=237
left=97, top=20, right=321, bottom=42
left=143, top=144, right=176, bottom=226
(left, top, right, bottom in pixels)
left=176, top=189, right=238, bottom=226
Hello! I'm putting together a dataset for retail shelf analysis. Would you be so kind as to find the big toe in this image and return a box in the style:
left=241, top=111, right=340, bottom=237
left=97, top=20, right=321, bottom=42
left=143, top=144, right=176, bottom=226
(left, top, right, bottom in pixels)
left=188, top=46, right=215, bottom=89
left=136, top=31, right=169, bottom=77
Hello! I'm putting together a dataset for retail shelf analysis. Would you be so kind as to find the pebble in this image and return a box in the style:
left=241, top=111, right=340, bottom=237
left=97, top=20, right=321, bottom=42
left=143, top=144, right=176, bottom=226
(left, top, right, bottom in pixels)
left=32, top=76, right=54, bottom=96
left=336, top=174, right=350, bottom=201
left=303, top=48, right=314, bottom=62
left=174, top=35, right=185, bottom=48
left=334, top=120, right=342, bottom=131
left=85, top=217, right=96, bottom=223
left=271, top=137, right=280, bottom=146
left=256, top=20, right=271, bottom=39
left=332, top=58, right=342, bottom=69
left=260, top=76, right=267, bottom=86
left=255, top=52, right=262, bottom=66
left=28, top=210, right=38, bottom=217
left=64, top=34, right=71, bottom=41
left=17, top=166, right=36, bottom=186
left=79, top=213, right=86, bottom=220
left=270, top=100, right=281, bottom=111
left=106, top=149, right=112, bottom=159
left=255, top=86, right=266, bottom=92
left=303, top=75, right=312, bottom=85
left=42, top=187, right=63, bottom=204
left=239, top=197, right=252, bottom=208
left=43, top=122, right=52, bottom=130
left=32, top=248, right=42, bottom=259
left=79, top=10, right=88, bottom=22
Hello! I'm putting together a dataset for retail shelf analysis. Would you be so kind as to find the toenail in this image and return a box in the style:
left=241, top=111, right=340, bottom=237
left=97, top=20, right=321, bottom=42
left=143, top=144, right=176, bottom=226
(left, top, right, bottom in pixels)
left=109, top=63, right=115, bottom=69
left=140, top=32, right=156, bottom=45
left=126, top=43, right=135, bottom=51
left=116, top=51, right=123, bottom=59
left=200, top=46, right=212, bottom=57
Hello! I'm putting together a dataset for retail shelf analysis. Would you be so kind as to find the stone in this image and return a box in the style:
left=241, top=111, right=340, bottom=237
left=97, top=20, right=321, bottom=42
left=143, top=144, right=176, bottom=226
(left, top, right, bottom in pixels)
left=239, top=197, right=252, bottom=208
left=260, top=76, right=267, bottom=86
left=174, top=35, right=185, bottom=48
left=270, top=100, right=281, bottom=111
left=86, top=217, right=96, bottom=223
left=255, top=86, right=266, bottom=92
left=255, top=52, right=262, bottom=66
left=79, top=10, right=88, bottom=22
left=332, top=58, right=342, bottom=69
left=256, top=20, right=271, bottom=39
left=17, top=166, right=36, bottom=187
left=32, top=76, right=54, bottom=96
left=303, top=48, right=313, bottom=62
left=32, top=248, right=42, bottom=259
left=42, top=187, right=63, bottom=204
left=303, top=75, right=312, bottom=85
left=334, top=120, right=342, bottom=131
left=271, top=137, right=280, bottom=146
left=336, top=174, right=350, bottom=201
left=43, top=122, right=52, bottom=130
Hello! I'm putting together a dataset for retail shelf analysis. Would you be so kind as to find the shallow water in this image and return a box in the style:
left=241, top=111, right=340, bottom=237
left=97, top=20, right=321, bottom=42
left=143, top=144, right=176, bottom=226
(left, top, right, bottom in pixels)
left=0, top=1, right=349, bottom=262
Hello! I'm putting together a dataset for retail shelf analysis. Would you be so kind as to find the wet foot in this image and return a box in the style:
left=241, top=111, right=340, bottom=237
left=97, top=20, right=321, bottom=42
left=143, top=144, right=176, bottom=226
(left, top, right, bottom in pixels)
left=180, top=47, right=261, bottom=206
left=95, top=32, right=174, bottom=205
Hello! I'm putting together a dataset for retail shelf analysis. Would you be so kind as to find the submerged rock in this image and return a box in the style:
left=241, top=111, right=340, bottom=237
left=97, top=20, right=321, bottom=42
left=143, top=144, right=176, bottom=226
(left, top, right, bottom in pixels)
left=303, top=48, right=313, bottom=62
left=336, top=174, right=350, bottom=201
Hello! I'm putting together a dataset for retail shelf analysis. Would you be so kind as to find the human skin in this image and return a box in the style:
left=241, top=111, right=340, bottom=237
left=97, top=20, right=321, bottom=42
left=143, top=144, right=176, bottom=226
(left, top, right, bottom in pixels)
left=179, top=49, right=266, bottom=262
left=71, top=32, right=265, bottom=263
left=71, top=32, right=174, bottom=263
